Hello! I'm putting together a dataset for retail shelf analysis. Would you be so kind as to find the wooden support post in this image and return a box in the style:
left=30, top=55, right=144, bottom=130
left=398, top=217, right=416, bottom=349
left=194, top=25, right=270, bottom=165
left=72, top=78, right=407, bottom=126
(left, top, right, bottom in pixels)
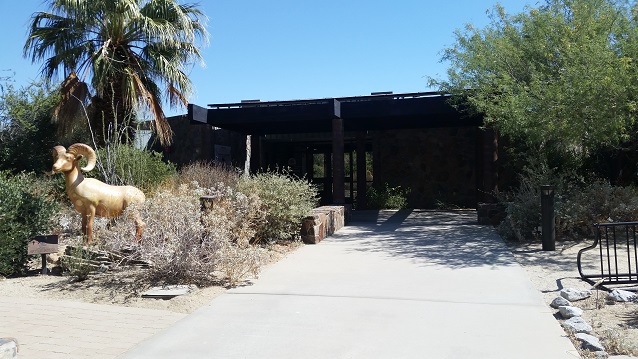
left=332, top=117, right=345, bottom=204
left=356, top=132, right=367, bottom=209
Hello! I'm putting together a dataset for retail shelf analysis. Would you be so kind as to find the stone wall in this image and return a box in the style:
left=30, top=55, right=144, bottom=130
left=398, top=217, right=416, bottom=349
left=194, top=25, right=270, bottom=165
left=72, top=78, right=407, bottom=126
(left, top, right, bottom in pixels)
left=373, top=127, right=478, bottom=208
left=300, top=205, right=348, bottom=244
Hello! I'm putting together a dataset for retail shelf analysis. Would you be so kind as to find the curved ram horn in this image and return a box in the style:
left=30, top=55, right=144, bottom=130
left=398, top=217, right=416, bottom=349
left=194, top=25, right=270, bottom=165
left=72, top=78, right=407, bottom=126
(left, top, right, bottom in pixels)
left=68, top=143, right=97, bottom=172
left=52, top=146, right=67, bottom=159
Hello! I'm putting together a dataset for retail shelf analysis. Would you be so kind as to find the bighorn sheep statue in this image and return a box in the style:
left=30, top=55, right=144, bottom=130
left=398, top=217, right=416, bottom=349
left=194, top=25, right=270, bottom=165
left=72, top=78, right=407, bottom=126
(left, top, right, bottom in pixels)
left=47, top=143, right=146, bottom=244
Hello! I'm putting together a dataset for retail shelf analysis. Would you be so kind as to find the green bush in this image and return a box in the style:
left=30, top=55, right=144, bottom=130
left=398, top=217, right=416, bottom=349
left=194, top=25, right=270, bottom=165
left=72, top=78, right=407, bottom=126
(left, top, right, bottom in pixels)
left=237, top=170, right=318, bottom=242
left=367, top=183, right=410, bottom=209
left=94, top=144, right=176, bottom=194
left=0, top=172, right=59, bottom=277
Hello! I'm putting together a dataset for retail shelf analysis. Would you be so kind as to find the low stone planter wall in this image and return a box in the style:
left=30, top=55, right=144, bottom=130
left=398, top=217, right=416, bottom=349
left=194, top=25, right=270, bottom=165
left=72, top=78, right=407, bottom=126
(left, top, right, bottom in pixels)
left=300, top=205, right=347, bottom=244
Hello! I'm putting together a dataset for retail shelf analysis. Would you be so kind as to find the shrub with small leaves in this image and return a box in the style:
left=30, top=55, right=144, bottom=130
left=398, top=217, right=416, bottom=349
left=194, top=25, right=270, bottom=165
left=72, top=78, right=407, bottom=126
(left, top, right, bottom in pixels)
left=496, top=159, right=576, bottom=241
left=99, top=182, right=269, bottom=286
left=94, top=144, right=176, bottom=194
left=559, top=181, right=638, bottom=238
left=200, top=184, right=268, bottom=285
left=0, top=172, right=59, bottom=276
left=237, top=170, right=318, bottom=242
left=60, top=240, right=98, bottom=281
left=497, top=159, right=638, bottom=241
left=367, top=182, right=410, bottom=209
left=178, top=161, right=240, bottom=189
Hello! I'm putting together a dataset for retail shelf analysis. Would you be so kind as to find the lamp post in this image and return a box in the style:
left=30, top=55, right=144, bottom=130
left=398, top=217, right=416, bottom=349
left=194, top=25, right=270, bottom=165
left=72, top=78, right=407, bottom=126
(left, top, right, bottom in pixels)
left=541, top=185, right=555, bottom=251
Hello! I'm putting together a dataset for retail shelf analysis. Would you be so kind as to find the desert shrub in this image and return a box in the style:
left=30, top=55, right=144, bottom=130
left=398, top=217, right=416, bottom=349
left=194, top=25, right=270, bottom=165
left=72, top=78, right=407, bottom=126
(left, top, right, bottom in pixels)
left=0, top=172, right=59, bottom=277
left=496, top=160, right=573, bottom=241
left=93, top=144, right=176, bottom=194
left=599, top=329, right=638, bottom=356
left=559, top=181, right=638, bottom=237
left=200, top=185, right=268, bottom=285
left=178, top=161, right=240, bottom=189
left=497, top=159, right=638, bottom=240
left=367, top=182, right=410, bottom=209
left=237, top=170, right=318, bottom=242
left=60, top=239, right=98, bottom=281
left=99, top=182, right=269, bottom=285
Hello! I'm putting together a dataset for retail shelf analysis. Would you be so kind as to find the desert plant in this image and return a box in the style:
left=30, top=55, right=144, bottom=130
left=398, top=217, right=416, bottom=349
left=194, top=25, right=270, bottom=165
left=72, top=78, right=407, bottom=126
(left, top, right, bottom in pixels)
left=367, top=182, right=410, bottom=209
left=496, top=158, right=578, bottom=241
left=599, top=329, right=638, bottom=356
left=497, top=156, right=638, bottom=241
left=178, top=161, right=240, bottom=189
left=237, top=170, right=318, bottom=242
left=0, top=172, right=59, bottom=276
left=99, top=182, right=269, bottom=286
left=93, top=144, right=176, bottom=194
left=60, top=241, right=99, bottom=281
left=200, top=184, right=268, bottom=285
left=559, top=181, right=638, bottom=237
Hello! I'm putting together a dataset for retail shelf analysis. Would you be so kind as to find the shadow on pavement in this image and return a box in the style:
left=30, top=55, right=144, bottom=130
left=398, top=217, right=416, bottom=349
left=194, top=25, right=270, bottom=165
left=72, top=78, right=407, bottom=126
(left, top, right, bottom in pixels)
left=337, top=209, right=517, bottom=269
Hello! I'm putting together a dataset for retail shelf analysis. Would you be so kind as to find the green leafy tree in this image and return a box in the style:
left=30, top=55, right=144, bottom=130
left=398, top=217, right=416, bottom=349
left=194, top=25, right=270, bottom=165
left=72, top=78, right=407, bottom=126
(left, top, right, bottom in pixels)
left=432, top=0, right=638, bottom=162
left=0, top=83, right=59, bottom=173
left=23, top=0, right=209, bottom=146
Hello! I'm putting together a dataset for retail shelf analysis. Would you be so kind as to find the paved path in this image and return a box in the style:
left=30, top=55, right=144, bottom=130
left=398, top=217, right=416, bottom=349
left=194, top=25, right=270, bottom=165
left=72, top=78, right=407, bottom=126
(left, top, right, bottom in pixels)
left=0, top=297, right=185, bottom=359
left=121, top=210, right=580, bottom=359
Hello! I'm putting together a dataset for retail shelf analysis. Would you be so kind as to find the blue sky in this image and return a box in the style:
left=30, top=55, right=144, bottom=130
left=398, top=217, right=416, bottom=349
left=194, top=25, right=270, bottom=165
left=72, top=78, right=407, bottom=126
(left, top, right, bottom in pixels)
left=0, top=1, right=532, bottom=116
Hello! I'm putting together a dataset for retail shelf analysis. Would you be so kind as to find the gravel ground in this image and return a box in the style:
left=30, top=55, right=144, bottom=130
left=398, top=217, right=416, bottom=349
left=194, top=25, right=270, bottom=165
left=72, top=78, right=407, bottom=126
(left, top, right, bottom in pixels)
left=509, top=239, right=638, bottom=357
left=0, top=241, right=301, bottom=314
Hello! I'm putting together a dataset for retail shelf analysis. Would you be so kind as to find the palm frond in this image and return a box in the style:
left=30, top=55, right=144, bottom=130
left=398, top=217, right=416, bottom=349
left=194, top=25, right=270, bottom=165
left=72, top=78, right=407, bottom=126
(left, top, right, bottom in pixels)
left=23, top=0, right=208, bottom=146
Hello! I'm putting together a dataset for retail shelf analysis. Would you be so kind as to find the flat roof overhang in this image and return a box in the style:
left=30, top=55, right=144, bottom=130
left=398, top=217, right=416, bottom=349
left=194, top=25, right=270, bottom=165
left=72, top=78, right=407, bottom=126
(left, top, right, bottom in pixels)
left=188, top=92, right=481, bottom=135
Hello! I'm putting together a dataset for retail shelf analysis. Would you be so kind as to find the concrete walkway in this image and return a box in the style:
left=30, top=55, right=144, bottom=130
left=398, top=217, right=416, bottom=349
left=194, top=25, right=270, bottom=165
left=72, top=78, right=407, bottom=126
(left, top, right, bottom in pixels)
left=121, top=210, right=580, bottom=359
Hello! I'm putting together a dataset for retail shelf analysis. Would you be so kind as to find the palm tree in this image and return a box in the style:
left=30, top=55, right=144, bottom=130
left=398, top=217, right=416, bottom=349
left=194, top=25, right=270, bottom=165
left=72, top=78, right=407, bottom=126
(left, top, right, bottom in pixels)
left=24, top=0, right=208, bottom=146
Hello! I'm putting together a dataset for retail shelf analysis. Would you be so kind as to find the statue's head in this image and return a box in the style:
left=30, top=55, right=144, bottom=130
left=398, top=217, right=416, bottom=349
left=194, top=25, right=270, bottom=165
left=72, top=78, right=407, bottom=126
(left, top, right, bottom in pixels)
left=46, top=143, right=97, bottom=175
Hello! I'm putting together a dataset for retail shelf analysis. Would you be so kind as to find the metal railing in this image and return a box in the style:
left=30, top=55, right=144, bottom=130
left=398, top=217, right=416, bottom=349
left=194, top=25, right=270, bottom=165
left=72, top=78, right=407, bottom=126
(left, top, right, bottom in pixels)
left=577, top=222, right=638, bottom=286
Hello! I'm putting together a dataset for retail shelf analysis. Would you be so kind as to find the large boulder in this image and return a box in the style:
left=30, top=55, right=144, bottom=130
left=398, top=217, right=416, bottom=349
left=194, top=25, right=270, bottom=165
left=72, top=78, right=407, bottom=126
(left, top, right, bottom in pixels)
left=560, top=288, right=592, bottom=301
left=607, top=289, right=637, bottom=303
left=558, top=305, right=583, bottom=319
left=575, top=333, right=605, bottom=352
left=562, top=317, right=592, bottom=334
left=550, top=296, right=571, bottom=309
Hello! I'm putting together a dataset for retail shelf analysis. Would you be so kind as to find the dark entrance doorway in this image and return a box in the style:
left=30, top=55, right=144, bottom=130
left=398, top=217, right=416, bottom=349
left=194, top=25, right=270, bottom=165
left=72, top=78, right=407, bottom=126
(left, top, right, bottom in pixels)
left=256, top=133, right=372, bottom=207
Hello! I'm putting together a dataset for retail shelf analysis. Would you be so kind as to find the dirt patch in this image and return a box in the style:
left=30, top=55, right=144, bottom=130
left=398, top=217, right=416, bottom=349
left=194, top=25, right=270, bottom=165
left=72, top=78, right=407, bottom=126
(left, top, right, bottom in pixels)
left=0, top=240, right=301, bottom=314
left=509, top=239, right=638, bottom=357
